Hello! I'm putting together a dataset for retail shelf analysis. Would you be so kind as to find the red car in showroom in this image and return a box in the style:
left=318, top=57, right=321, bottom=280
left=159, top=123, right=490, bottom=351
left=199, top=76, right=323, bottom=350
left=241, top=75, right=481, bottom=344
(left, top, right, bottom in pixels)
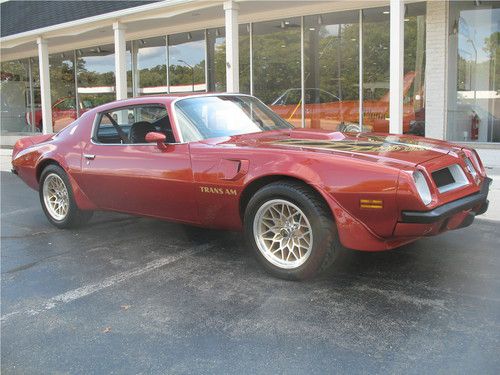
left=12, top=94, right=490, bottom=280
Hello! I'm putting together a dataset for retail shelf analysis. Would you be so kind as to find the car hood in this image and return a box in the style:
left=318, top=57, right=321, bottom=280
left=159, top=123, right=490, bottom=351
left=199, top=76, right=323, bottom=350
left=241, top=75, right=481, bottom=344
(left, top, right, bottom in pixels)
left=202, top=129, right=463, bottom=168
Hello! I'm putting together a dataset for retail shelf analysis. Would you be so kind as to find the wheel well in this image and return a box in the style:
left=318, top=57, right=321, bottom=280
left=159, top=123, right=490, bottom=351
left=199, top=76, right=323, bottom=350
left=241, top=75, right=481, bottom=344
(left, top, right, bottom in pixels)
left=239, top=175, right=333, bottom=220
left=36, top=159, right=61, bottom=182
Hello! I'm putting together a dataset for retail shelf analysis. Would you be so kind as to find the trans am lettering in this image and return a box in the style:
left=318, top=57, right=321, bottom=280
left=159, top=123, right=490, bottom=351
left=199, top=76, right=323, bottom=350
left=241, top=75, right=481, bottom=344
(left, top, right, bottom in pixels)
left=200, top=186, right=238, bottom=195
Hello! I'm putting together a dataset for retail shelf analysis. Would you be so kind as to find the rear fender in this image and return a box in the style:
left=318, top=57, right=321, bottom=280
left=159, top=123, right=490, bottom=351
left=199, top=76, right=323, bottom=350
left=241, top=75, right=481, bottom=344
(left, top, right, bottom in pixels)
left=35, top=150, right=97, bottom=211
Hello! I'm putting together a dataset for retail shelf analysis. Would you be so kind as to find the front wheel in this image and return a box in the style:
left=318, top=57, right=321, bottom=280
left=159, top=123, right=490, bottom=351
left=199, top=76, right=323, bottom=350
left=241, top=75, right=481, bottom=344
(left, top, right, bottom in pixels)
left=244, top=181, right=340, bottom=280
left=39, top=164, right=93, bottom=228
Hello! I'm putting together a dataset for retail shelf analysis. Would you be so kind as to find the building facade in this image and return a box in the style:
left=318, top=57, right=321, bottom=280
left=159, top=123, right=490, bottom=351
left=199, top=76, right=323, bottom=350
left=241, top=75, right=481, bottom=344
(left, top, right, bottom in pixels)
left=1, top=0, right=499, bottom=146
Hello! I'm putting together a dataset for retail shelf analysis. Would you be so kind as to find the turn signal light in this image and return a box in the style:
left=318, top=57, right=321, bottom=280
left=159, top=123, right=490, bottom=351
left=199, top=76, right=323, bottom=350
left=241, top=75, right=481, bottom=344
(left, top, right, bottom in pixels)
left=360, top=199, right=383, bottom=209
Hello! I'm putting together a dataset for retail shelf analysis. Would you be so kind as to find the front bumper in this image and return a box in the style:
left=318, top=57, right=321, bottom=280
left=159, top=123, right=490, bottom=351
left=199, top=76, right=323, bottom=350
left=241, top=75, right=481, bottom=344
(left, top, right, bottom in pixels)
left=401, top=177, right=491, bottom=224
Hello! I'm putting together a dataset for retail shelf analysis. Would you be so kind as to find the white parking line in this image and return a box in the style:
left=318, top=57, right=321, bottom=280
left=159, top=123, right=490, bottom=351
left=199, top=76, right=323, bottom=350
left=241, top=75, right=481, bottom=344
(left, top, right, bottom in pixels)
left=1, top=243, right=211, bottom=323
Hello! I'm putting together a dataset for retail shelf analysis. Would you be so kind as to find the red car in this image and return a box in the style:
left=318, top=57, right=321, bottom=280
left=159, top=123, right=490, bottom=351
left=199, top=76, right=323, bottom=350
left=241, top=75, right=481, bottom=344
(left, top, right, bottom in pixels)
left=28, top=96, right=94, bottom=133
left=12, top=94, right=490, bottom=280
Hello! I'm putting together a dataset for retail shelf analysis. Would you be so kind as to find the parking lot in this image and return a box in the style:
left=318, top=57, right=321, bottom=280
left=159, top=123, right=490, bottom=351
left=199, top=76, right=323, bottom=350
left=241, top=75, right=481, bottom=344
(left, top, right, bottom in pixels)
left=1, top=162, right=500, bottom=374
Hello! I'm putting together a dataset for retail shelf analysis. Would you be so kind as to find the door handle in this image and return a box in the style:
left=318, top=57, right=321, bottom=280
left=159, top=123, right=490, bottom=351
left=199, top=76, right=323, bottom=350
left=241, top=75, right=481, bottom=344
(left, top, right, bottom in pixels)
left=84, top=154, right=95, bottom=160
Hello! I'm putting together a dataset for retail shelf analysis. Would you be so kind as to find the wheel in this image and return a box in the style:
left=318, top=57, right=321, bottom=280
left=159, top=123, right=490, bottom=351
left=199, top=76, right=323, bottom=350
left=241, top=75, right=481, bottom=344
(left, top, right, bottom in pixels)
left=39, top=164, right=93, bottom=228
left=244, top=181, right=340, bottom=280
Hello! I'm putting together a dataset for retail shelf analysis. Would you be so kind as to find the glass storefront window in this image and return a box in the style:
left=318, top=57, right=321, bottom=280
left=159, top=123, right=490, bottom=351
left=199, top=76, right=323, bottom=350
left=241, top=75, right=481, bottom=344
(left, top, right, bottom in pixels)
left=49, top=52, right=77, bottom=132
left=404, top=2, right=427, bottom=136
left=448, top=1, right=499, bottom=142
left=76, top=44, right=120, bottom=112
left=0, top=59, right=39, bottom=133
left=207, top=27, right=226, bottom=92
left=362, top=7, right=390, bottom=133
left=133, top=36, right=167, bottom=95
left=253, top=18, right=301, bottom=127
left=239, top=24, right=251, bottom=94
left=168, top=30, right=206, bottom=93
left=303, top=11, right=360, bottom=130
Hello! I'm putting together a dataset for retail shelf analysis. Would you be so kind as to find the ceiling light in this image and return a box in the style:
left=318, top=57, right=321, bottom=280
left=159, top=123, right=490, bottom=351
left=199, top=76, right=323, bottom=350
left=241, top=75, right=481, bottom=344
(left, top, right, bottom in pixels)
left=404, top=18, right=410, bottom=22
left=383, top=11, right=390, bottom=14
left=309, top=27, right=316, bottom=31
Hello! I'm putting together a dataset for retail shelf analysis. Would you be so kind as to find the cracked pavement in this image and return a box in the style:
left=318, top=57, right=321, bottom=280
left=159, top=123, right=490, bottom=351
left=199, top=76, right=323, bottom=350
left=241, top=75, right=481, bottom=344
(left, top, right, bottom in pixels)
left=1, top=168, right=500, bottom=374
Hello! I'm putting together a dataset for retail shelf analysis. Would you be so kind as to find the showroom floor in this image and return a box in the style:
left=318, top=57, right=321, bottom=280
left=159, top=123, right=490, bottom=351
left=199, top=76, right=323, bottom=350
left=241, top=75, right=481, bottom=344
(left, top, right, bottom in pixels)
left=1, top=169, right=499, bottom=374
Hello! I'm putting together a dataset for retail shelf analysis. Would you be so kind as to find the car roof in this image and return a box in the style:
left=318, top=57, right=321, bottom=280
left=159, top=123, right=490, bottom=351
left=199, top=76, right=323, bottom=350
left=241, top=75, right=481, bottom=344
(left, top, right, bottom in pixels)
left=89, top=92, right=249, bottom=113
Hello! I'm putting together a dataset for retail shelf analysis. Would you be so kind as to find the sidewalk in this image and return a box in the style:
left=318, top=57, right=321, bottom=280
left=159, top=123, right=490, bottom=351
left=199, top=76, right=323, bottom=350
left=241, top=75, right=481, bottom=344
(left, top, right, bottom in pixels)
left=2, top=148, right=499, bottom=221
left=477, top=149, right=500, bottom=222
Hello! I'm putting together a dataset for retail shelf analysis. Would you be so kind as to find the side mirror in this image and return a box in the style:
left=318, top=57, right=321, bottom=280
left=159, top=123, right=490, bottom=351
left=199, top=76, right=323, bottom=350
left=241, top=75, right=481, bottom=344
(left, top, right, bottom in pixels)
left=145, top=131, right=168, bottom=151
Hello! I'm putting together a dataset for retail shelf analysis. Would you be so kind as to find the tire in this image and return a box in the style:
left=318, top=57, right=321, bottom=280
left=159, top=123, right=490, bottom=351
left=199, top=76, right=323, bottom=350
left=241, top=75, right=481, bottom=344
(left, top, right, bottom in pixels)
left=39, top=164, right=93, bottom=229
left=244, top=181, right=340, bottom=280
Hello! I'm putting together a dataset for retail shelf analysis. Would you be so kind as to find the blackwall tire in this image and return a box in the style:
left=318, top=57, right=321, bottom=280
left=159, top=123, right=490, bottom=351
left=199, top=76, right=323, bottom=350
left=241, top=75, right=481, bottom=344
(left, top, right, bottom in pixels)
left=244, top=181, right=340, bottom=280
left=39, top=164, right=93, bottom=229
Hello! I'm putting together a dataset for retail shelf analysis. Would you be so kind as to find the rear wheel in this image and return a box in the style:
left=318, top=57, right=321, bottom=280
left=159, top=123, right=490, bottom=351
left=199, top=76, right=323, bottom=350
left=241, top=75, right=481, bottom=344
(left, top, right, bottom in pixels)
left=39, top=164, right=93, bottom=228
left=244, top=181, right=340, bottom=280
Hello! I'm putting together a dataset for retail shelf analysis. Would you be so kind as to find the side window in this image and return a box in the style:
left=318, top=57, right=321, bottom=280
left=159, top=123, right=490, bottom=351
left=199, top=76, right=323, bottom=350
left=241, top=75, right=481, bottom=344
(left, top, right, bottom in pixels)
left=94, top=104, right=172, bottom=144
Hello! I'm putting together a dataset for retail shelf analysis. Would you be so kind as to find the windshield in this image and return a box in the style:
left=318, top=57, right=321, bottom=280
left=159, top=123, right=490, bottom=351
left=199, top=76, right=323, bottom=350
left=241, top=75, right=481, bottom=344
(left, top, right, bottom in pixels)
left=174, top=95, right=293, bottom=142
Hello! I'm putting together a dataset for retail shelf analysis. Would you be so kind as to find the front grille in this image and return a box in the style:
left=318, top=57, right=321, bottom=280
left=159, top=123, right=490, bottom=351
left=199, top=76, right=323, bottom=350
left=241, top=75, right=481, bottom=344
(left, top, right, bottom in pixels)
left=431, top=164, right=469, bottom=193
left=432, top=168, right=455, bottom=188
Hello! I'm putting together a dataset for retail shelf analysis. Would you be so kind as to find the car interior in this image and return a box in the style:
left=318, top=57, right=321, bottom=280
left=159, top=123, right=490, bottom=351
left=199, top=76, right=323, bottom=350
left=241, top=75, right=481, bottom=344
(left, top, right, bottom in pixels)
left=95, top=105, right=176, bottom=144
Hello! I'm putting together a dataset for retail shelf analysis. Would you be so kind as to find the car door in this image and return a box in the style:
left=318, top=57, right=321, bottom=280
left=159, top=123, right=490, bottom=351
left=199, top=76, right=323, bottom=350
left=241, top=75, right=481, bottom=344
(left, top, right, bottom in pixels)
left=78, top=103, right=197, bottom=224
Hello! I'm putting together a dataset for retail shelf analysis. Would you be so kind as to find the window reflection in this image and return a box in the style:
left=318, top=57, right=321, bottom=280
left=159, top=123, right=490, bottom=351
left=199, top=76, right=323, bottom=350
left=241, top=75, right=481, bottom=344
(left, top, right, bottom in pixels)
left=207, top=28, right=226, bottom=92
left=254, top=18, right=301, bottom=127
left=76, top=44, right=126, bottom=111
left=0, top=58, right=39, bottom=133
left=49, top=52, right=77, bottom=132
left=134, top=36, right=167, bottom=95
left=303, top=11, right=360, bottom=130
left=239, top=24, right=251, bottom=94
left=363, top=5, right=426, bottom=135
left=362, top=7, right=390, bottom=133
left=168, top=30, right=206, bottom=92
left=448, top=1, right=499, bottom=142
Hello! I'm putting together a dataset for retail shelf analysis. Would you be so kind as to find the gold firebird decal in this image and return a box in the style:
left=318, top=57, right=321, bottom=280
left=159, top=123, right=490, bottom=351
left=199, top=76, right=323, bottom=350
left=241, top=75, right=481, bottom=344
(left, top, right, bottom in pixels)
left=200, top=186, right=238, bottom=196
left=272, top=137, right=430, bottom=153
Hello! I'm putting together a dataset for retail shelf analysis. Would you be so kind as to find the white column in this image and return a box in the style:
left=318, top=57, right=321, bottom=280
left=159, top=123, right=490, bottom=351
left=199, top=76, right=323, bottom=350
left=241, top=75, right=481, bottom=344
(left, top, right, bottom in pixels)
left=425, top=0, right=449, bottom=140
left=113, top=22, right=128, bottom=100
left=37, top=37, right=53, bottom=134
left=389, top=0, right=404, bottom=134
left=224, top=0, right=239, bottom=93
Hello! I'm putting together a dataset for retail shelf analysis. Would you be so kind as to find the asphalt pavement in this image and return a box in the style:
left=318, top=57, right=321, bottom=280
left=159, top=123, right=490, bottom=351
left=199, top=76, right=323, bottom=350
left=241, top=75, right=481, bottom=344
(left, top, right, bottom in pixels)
left=1, top=162, right=500, bottom=374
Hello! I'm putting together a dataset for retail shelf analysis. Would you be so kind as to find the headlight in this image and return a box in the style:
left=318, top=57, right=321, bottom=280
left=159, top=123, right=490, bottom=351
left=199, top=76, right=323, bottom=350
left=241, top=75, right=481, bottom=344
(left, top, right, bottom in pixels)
left=413, top=170, right=432, bottom=205
left=464, top=157, right=477, bottom=178
left=470, top=149, right=485, bottom=174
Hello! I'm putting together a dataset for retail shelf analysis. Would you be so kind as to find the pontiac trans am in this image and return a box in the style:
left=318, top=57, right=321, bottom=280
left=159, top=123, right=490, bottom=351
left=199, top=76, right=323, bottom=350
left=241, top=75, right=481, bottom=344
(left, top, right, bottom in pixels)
left=11, top=94, right=491, bottom=280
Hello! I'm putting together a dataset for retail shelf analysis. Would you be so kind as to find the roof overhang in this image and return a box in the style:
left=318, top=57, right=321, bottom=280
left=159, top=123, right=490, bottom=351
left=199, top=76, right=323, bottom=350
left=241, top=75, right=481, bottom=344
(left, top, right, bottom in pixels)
left=1, top=0, right=403, bottom=62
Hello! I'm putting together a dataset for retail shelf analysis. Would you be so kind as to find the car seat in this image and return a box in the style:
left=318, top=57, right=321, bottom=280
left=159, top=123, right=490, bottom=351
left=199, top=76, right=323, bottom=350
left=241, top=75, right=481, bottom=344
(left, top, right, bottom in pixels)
left=129, top=121, right=157, bottom=143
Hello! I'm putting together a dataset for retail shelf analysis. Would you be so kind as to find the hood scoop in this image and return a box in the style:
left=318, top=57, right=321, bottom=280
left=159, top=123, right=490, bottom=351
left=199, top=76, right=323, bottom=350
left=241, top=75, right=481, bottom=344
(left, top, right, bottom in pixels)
left=288, top=129, right=345, bottom=141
